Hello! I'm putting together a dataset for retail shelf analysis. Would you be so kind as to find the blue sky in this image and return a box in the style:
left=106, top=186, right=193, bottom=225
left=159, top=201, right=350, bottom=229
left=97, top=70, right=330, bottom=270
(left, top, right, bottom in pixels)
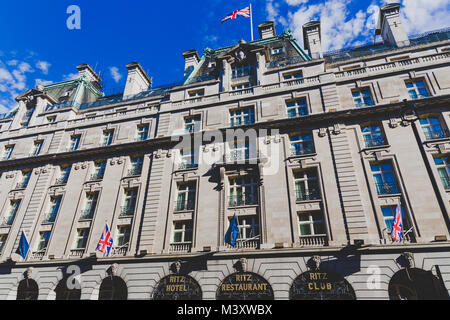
left=1, top=0, right=449, bottom=112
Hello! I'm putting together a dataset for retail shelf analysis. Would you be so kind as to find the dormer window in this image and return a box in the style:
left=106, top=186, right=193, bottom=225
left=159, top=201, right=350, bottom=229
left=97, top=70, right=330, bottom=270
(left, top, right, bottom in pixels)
left=232, top=64, right=253, bottom=79
left=271, top=47, right=284, bottom=55
left=283, top=71, right=303, bottom=81
left=232, top=83, right=252, bottom=91
left=188, top=89, right=204, bottom=98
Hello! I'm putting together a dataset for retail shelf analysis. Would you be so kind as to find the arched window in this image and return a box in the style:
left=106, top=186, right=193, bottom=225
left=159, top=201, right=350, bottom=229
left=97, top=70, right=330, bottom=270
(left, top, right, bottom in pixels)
left=55, top=276, right=81, bottom=300
left=17, top=279, right=38, bottom=300
left=98, top=276, right=127, bottom=300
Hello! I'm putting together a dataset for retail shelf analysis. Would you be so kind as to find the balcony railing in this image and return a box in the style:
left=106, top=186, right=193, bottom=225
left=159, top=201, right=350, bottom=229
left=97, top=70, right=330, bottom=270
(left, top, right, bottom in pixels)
left=290, top=145, right=315, bottom=157
left=228, top=196, right=258, bottom=207
left=30, top=251, right=46, bottom=261
left=178, top=162, right=198, bottom=170
left=110, top=244, right=129, bottom=257
left=296, top=189, right=321, bottom=201
left=120, top=206, right=135, bottom=217
left=127, top=166, right=142, bottom=177
left=80, top=209, right=95, bottom=220
left=174, top=200, right=195, bottom=212
left=169, top=242, right=192, bottom=253
left=227, top=238, right=260, bottom=250
left=375, top=182, right=400, bottom=195
left=299, top=235, right=328, bottom=246
left=364, top=137, right=386, bottom=148
left=70, top=249, right=85, bottom=257
left=424, top=129, right=448, bottom=141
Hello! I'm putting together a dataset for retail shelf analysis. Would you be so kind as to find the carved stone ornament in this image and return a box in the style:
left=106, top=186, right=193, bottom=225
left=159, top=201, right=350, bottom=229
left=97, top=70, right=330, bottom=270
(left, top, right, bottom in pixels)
left=25, top=267, right=34, bottom=279
left=401, top=252, right=415, bottom=269
left=234, top=50, right=247, bottom=62
left=308, top=256, right=321, bottom=271
left=109, top=263, right=119, bottom=277
left=233, top=258, right=248, bottom=272
left=171, top=260, right=183, bottom=274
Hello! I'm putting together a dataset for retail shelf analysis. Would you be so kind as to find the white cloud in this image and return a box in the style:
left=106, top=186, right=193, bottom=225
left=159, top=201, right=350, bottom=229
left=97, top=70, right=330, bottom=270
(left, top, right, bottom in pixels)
left=36, top=61, right=51, bottom=75
left=109, top=66, right=122, bottom=83
left=6, top=60, right=18, bottom=66
left=17, top=62, right=33, bottom=74
left=285, top=0, right=308, bottom=6
left=63, top=73, right=79, bottom=81
left=35, top=79, right=53, bottom=87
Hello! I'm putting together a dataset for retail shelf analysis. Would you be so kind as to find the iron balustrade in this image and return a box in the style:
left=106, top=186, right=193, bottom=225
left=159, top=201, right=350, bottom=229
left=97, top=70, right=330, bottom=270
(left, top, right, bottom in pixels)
left=295, top=189, right=321, bottom=201
left=375, top=182, right=400, bottom=195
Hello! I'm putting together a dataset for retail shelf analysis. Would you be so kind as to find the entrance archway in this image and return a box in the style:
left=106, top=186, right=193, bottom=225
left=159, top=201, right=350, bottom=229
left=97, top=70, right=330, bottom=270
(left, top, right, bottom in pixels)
left=98, top=276, right=128, bottom=300
left=55, top=276, right=81, bottom=300
left=17, top=279, right=39, bottom=300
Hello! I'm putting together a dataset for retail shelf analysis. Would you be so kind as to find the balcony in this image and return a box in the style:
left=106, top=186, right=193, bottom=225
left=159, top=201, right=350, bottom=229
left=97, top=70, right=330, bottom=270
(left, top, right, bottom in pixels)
left=227, top=238, right=260, bottom=250
left=364, top=137, right=386, bottom=148
left=80, top=209, right=95, bottom=220
left=299, top=235, right=328, bottom=247
left=120, top=206, right=135, bottom=217
left=290, top=145, right=315, bottom=157
left=88, top=172, right=104, bottom=182
left=424, top=129, right=448, bottom=141
left=169, top=242, right=192, bottom=253
left=174, top=200, right=195, bottom=212
left=375, top=182, right=400, bottom=195
left=296, top=189, right=321, bottom=202
left=127, top=166, right=142, bottom=177
left=30, top=251, right=46, bottom=261
left=70, top=249, right=84, bottom=257
left=110, top=244, right=128, bottom=257
left=228, top=195, right=258, bottom=207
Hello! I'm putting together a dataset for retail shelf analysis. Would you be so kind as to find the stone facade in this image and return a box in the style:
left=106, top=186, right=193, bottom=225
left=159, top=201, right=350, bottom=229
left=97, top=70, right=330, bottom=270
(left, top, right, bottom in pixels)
left=0, top=6, right=449, bottom=300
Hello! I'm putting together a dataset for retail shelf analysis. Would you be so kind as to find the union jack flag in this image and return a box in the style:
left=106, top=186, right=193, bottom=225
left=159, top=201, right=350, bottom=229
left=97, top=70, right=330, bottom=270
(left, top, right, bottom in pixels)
left=97, top=223, right=114, bottom=255
left=391, top=202, right=403, bottom=243
left=221, top=6, right=251, bottom=24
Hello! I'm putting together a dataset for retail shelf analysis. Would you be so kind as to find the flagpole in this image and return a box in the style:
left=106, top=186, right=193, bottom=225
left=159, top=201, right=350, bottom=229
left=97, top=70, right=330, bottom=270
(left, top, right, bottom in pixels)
left=250, top=3, right=254, bottom=42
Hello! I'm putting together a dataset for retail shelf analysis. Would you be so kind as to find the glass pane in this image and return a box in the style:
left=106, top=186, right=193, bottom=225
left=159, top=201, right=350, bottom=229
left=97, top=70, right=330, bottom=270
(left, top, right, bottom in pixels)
left=299, top=224, right=312, bottom=235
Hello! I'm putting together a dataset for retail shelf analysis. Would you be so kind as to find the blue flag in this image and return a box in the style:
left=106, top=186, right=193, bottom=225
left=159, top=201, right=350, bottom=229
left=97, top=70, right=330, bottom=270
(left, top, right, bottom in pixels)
left=17, top=231, right=30, bottom=260
left=224, top=214, right=240, bottom=247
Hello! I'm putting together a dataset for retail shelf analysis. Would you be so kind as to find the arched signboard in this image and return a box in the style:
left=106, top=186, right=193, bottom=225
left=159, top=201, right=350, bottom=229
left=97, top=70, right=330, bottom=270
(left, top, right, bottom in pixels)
left=389, top=268, right=448, bottom=300
left=153, top=275, right=202, bottom=300
left=216, top=272, right=274, bottom=300
left=289, top=270, right=356, bottom=300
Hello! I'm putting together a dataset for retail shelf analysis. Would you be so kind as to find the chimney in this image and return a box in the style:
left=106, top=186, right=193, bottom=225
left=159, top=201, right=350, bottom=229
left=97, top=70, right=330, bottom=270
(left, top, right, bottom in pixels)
left=182, top=50, right=200, bottom=78
left=123, top=62, right=152, bottom=98
left=258, top=21, right=276, bottom=40
left=76, top=63, right=102, bottom=89
left=302, top=21, right=323, bottom=59
left=376, top=3, right=410, bottom=48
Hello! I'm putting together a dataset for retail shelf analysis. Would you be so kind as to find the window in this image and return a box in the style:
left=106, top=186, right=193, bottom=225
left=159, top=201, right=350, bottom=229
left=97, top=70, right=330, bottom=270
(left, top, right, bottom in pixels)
left=175, top=183, right=196, bottom=211
left=232, top=64, right=253, bottom=79
left=381, top=206, right=408, bottom=233
left=286, top=99, right=308, bottom=118
left=179, top=148, right=198, bottom=170
left=17, top=170, right=32, bottom=189
left=371, top=162, right=399, bottom=195
left=290, top=133, right=314, bottom=156
left=121, top=188, right=138, bottom=216
left=129, top=157, right=143, bottom=176
left=74, top=228, right=89, bottom=249
left=0, top=234, right=7, bottom=253
left=297, top=212, right=326, bottom=236
left=45, top=196, right=62, bottom=223
left=228, top=139, right=251, bottom=161
left=294, top=170, right=320, bottom=201
left=352, top=89, right=374, bottom=108
left=229, top=176, right=258, bottom=207
left=31, top=140, right=43, bottom=156
left=405, top=79, right=430, bottom=100
left=172, top=221, right=193, bottom=244
left=81, top=192, right=98, bottom=220
left=271, top=47, right=284, bottom=55
left=232, top=83, right=252, bottom=91
left=57, top=166, right=71, bottom=185
left=230, top=108, right=255, bottom=127
left=116, top=225, right=131, bottom=247
left=188, top=89, right=205, bottom=98
left=101, top=130, right=114, bottom=146
left=420, top=117, right=447, bottom=140
left=361, top=125, right=386, bottom=148
left=434, top=155, right=450, bottom=190
left=236, top=216, right=259, bottom=241
left=47, top=116, right=56, bottom=123
left=136, top=125, right=149, bottom=141
left=184, top=116, right=201, bottom=133
left=36, top=231, right=51, bottom=252
left=69, top=135, right=81, bottom=151
left=91, top=161, right=106, bottom=180
left=3, top=145, right=14, bottom=160
left=3, top=200, right=21, bottom=226
left=283, top=71, right=303, bottom=81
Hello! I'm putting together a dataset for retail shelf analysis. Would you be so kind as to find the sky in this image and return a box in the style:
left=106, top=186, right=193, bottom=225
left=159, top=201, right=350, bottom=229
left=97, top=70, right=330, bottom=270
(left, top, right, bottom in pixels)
left=0, top=0, right=449, bottom=113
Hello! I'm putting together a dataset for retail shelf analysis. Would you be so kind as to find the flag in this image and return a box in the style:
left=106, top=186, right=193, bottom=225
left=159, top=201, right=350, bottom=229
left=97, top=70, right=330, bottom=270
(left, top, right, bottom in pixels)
left=391, top=202, right=403, bottom=243
left=225, top=213, right=240, bottom=247
left=221, top=6, right=251, bottom=24
left=16, top=231, right=30, bottom=260
left=96, top=223, right=114, bottom=255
